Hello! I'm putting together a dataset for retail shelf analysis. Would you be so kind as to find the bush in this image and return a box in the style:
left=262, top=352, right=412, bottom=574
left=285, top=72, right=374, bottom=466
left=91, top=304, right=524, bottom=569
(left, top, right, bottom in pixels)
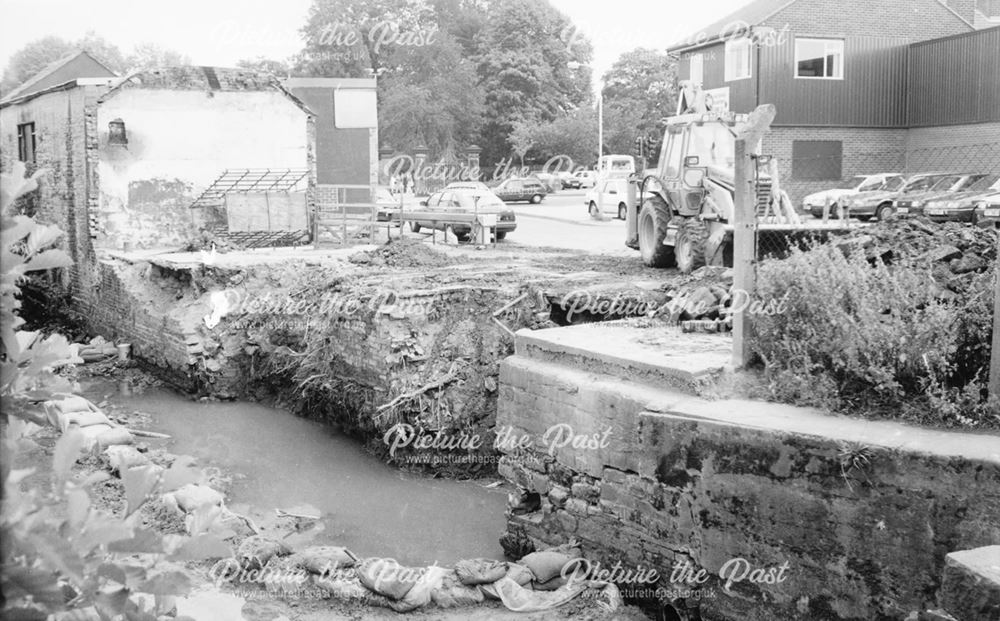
left=750, top=243, right=998, bottom=428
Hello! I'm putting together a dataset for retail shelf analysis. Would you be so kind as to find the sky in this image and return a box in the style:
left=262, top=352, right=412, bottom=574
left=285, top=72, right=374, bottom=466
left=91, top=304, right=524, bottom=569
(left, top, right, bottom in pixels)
left=0, top=0, right=753, bottom=81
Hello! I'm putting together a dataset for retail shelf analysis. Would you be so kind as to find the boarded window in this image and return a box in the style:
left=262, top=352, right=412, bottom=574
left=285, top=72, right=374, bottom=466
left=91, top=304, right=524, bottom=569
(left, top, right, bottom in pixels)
left=17, top=122, right=36, bottom=163
left=792, top=140, right=842, bottom=180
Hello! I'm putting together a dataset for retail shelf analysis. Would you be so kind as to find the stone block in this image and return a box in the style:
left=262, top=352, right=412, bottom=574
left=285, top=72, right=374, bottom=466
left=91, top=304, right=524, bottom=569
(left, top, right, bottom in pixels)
left=940, top=546, right=1000, bottom=621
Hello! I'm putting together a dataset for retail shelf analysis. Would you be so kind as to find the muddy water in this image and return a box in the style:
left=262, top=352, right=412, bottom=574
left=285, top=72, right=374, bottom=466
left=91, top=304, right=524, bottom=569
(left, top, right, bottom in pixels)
left=91, top=383, right=508, bottom=566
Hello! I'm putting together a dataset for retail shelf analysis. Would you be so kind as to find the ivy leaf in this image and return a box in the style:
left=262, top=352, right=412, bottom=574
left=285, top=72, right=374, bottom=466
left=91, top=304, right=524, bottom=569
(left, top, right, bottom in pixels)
left=123, top=465, right=161, bottom=518
left=52, top=428, right=85, bottom=484
left=107, top=527, right=163, bottom=555
left=79, top=516, right=133, bottom=555
left=0, top=564, right=64, bottom=606
left=26, top=533, right=85, bottom=584
left=21, top=249, right=73, bottom=273
left=66, top=488, right=90, bottom=531
left=137, top=571, right=192, bottom=597
left=168, top=534, right=232, bottom=561
left=96, top=562, right=127, bottom=587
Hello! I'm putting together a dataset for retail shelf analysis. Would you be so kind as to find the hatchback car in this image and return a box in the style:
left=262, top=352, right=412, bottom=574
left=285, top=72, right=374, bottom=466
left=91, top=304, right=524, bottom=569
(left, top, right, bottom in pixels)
left=894, top=173, right=982, bottom=217
left=409, top=189, right=516, bottom=240
left=585, top=179, right=629, bottom=220
left=493, top=178, right=547, bottom=203
left=919, top=174, right=1000, bottom=223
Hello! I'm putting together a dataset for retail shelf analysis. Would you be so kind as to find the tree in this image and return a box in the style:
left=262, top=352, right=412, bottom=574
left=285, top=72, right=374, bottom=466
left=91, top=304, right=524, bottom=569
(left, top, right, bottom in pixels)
left=1, top=37, right=76, bottom=94
left=124, top=43, right=190, bottom=73
left=236, top=57, right=292, bottom=77
left=518, top=107, right=598, bottom=170
left=472, top=0, right=592, bottom=166
left=600, top=48, right=678, bottom=163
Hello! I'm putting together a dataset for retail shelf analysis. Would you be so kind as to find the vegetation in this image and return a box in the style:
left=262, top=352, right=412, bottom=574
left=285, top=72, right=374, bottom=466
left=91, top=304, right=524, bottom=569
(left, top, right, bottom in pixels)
left=751, top=242, right=999, bottom=429
left=1, top=164, right=226, bottom=619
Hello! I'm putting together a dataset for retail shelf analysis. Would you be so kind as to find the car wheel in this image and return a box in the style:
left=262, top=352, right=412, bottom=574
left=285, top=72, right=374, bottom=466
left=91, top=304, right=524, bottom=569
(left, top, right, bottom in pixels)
left=875, top=203, right=894, bottom=221
left=618, top=203, right=627, bottom=220
left=530, top=194, right=542, bottom=204
left=495, top=231, right=507, bottom=240
left=638, top=195, right=676, bottom=268
left=410, top=221, right=421, bottom=233
left=589, top=201, right=599, bottom=217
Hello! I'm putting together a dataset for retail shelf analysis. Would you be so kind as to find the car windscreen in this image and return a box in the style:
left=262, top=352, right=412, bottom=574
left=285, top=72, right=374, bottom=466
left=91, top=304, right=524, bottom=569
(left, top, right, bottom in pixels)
left=880, top=176, right=904, bottom=191
left=963, top=174, right=1000, bottom=192
left=930, top=176, right=962, bottom=191
left=903, top=176, right=943, bottom=193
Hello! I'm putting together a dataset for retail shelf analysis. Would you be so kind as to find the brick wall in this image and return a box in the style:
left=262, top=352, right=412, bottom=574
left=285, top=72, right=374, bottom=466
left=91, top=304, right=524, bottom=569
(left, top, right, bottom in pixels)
left=762, top=127, right=909, bottom=206
left=764, top=0, right=973, bottom=40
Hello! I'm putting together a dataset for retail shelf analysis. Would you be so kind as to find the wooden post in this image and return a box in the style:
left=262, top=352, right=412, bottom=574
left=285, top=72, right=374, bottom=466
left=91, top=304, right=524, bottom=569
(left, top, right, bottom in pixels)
left=990, top=231, right=1000, bottom=397
left=732, top=138, right=756, bottom=368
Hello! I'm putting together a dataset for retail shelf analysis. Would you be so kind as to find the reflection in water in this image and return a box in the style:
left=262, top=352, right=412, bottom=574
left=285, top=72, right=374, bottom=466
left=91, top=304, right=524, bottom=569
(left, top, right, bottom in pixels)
left=90, top=384, right=508, bottom=565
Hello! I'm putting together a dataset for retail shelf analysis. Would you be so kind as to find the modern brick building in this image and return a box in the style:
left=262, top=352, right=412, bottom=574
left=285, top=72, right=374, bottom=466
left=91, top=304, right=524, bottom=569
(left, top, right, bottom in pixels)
left=668, top=0, right=1000, bottom=204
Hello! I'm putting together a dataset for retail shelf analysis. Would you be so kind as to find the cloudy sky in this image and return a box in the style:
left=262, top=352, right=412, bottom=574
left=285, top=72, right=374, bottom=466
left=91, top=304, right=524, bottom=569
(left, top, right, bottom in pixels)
left=0, top=0, right=752, bottom=80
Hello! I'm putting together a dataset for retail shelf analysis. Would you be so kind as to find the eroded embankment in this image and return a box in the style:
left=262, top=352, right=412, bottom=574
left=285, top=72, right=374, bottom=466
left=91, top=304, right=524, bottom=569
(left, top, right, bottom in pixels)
left=78, top=241, right=676, bottom=473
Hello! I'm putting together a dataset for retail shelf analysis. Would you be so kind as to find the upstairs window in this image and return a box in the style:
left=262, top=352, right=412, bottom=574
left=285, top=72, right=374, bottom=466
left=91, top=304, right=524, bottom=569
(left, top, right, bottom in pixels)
left=795, top=38, right=844, bottom=79
left=725, top=38, right=752, bottom=81
left=17, top=122, right=36, bottom=163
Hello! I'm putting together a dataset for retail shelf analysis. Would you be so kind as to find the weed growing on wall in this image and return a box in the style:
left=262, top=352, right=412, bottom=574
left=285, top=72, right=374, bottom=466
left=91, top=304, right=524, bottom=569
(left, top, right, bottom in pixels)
left=751, top=242, right=998, bottom=428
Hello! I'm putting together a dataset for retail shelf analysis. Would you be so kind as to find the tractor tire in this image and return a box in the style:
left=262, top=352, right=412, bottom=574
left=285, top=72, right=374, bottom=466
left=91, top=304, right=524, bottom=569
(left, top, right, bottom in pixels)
left=638, top=196, right=676, bottom=268
left=674, top=217, right=709, bottom=274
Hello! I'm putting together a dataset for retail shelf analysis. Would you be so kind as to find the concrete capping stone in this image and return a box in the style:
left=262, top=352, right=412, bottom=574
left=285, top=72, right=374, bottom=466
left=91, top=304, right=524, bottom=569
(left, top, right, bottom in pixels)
left=941, top=546, right=1000, bottom=621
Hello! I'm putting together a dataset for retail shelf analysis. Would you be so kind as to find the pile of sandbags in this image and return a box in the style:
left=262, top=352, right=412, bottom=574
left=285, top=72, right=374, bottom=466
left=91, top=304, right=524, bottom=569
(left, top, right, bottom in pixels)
left=228, top=539, right=622, bottom=614
left=45, top=395, right=134, bottom=450
left=77, top=336, right=120, bottom=362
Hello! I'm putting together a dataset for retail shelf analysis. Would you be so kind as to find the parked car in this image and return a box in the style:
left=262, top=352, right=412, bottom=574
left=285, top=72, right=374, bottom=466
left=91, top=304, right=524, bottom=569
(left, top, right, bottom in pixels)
left=918, top=173, right=1000, bottom=223
left=894, top=173, right=983, bottom=217
left=973, top=192, right=1000, bottom=227
left=375, top=185, right=419, bottom=222
left=532, top=173, right=560, bottom=193
left=585, top=179, right=629, bottom=220
left=573, top=170, right=597, bottom=189
left=840, top=173, right=954, bottom=220
left=493, top=177, right=547, bottom=203
left=409, top=189, right=516, bottom=240
left=444, top=181, right=491, bottom=192
left=804, top=173, right=902, bottom=218
left=558, top=171, right=581, bottom=189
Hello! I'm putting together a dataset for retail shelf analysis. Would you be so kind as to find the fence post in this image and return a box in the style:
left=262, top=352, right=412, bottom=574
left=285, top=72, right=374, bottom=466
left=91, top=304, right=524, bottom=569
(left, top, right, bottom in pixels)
left=990, top=232, right=1000, bottom=397
left=732, top=138, right=756, bottom=368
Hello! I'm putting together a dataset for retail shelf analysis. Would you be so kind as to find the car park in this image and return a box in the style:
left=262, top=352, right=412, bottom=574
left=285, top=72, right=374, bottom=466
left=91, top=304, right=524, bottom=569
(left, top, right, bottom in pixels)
left=841, top=173, right=953, bottom=220
left=804, top=174, right=901, bottom=219
left=410, top=189, right=516, bottom=240
left=493, top=177, right=547, bottom=203
left=894, top=173, right=983, bottom=217
left=919, top=173, right=1000, bottom=223
left=585, top=179, right=629, bottom=220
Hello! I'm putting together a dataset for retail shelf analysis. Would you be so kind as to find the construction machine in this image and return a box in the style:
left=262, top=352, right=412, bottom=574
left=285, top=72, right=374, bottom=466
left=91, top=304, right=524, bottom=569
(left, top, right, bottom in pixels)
left=624, top=82, right=856, bottom=272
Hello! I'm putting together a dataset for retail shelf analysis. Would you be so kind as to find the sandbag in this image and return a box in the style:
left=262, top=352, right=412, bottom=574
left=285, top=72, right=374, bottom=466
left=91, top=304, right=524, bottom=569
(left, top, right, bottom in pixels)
left=312, top=573, right=393, bottom=607
left=431, top=570, right=486, bottom=608
left=481, top=564, right=534, bottom=600
left=389, top=565, right=448, bottom=612
left=237, top=536, right=292, bottom=570
left=53, top=396, right=97, bottom=414
left=290, top=546, right=359, bottom=574
left=104, top=445, right=149, bottom=474
left=96, top=427, right=134, bottom=449
left=454, top=558, right=508, bottom=586
left=519, top=549, right=581, bottom=584
left=164, top=484, right=224, bottom=514
left=59, top=410, right=111, bottom=432
left=356, top=558, right=422, bottom=601
left=533, top=574, right=571, bottom=591
left=492, top=576, right=587, bottom=613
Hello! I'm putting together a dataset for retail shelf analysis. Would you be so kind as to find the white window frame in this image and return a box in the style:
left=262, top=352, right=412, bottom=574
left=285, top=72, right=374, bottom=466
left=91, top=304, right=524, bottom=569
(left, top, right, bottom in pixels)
left=688, top=53, right=704, bottom=86
left=794, top=37, right=844, bottom=80
left=724, top=38, right=752, bottom=81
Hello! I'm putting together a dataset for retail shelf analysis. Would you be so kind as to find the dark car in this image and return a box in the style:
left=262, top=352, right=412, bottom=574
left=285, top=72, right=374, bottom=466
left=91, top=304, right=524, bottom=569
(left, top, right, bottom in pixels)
left=918, top=173, right=1000, bottom=223
left=893, top=173, right=980, bottom=217
left=493, top=178, right=547, bottom=204
left=409, top=189, right=516, bottom=240
left=559, top=172, right=582, bottom=189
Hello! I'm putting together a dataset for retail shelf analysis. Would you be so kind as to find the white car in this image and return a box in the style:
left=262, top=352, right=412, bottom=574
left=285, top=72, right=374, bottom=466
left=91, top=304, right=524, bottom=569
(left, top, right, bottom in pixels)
left=585, top=179, right=629, bottom=220
left=573, top=170, right=597, bottom=189
left=804, top=174, right=902, bottom=218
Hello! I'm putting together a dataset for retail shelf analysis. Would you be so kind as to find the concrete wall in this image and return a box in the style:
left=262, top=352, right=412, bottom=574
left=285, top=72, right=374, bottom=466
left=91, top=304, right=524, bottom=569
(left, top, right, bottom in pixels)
left=497, top=340, right=1000, bottom=620
left=93, top=89, right=309, bottom=250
